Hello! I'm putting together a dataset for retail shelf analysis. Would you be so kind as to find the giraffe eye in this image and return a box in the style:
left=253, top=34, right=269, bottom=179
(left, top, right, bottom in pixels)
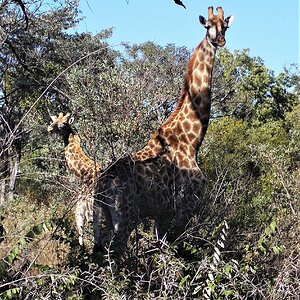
left=205, top=21, right=214, bottom=29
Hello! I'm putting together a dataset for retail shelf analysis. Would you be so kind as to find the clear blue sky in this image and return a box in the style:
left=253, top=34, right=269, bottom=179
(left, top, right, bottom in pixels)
left=76, top=0, right=299, bottom=75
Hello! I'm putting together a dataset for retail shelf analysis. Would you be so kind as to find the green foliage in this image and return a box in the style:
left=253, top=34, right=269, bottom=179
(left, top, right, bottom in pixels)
left=2, top=287, right=22, bottom=300
left=212, top=48, right=298, bottom=124
left=64, top=41, right=188, bottom=164
left=199, top=104, right=300, bottom=298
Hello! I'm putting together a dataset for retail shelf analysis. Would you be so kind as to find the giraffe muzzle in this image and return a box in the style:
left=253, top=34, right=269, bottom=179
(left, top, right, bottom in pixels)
left=216, top=35, right=226, bottom=47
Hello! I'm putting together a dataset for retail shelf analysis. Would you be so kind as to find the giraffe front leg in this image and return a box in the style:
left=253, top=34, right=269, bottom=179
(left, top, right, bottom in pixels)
left=85, top=193, right=94, bottom=223
left=111, top=219, right=132, bottom=256
left=75, top=195, right=86, bottom=246
left=92, top=203, right=101, bottom=250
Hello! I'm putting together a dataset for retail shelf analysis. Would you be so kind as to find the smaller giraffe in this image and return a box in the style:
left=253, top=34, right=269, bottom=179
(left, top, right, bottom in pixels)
left=47, top=112, right=101, bottom=246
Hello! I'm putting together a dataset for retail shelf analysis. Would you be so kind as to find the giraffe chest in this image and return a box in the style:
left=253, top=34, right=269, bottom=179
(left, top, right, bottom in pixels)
left=65, top=150, right=96, bottom=185
left=99, top=157, right=203, bottom=215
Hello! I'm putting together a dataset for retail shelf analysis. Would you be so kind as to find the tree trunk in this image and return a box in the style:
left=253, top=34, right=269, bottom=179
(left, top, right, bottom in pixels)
left=0, top=152, right=9, bottom=205
left=0, top=179, right=5, bottom=205
left=0, top=146, right=21, bottom=205
left=7, top=153, right=20, bottom=202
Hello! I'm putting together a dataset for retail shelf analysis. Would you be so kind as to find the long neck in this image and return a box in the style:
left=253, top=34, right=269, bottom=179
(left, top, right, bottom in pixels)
left=134, top=37, right=216, bottom=169
left=62, top=126, right=74, bottom=147
left=64, top=130, right=99, bottom=184
left=179, top=37, right=216, bottom=145
left=186, top=37, right=216, bottom=102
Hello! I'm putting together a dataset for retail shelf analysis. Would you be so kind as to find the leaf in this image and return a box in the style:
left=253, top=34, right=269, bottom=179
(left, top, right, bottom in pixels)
left=5, top=288, right=21, bottom=299
left=269, top=220, right=277, bottom=232
left=18, top=237, right=27, bottom=247
left=272, top=245, right=285, bottom=255
left=223, top=264, right=233, bottom=274
left=6, top=289, right=12, bottom=299
left=179, top=275, right=190, bottom=288
left=222, top=289, right=235, bottom=296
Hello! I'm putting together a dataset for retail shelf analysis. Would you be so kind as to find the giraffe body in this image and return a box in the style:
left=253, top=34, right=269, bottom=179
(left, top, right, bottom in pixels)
left=48, top=113, right=101, bottom=246
left=96, top=155, right=204, bottom=251
left=95, top=7, right=234, bottom=253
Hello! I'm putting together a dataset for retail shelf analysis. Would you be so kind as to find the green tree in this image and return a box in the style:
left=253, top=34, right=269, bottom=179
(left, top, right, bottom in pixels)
left=65, top=42, right=190, bottom=164
left=212, top=48, right=298, bottom=123
left=0, top=0, right=80, bottom=203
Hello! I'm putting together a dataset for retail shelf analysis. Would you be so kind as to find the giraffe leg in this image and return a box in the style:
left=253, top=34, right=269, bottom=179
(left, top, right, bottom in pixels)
left=111, top=219, right=132, bottom=256
left=173, top=176, right=204, bottom=238
left=85, top=194, right=94, bottom=223
left=75, top=194, right=86, bottom=246
left=92, top=202, right=102, bottom=251
left=113, top=199, right=140, bottom=255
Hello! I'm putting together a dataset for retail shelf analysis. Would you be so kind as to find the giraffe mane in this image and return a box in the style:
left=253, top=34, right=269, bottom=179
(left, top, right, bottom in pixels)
left=161, top=92, right=185, bottom=127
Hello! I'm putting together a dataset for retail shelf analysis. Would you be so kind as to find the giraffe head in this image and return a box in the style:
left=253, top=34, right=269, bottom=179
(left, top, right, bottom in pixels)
left=199, top=6, right=234, bottom=47
left=47, top=112, right=74, bottom=136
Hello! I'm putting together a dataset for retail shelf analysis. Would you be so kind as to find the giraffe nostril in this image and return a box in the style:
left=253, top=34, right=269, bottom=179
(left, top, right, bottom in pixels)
left=217, top=37, right=226, bottom=46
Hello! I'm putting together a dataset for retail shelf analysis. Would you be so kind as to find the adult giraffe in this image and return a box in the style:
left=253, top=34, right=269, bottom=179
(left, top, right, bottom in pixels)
left=94, top=7, right=234, bottom=253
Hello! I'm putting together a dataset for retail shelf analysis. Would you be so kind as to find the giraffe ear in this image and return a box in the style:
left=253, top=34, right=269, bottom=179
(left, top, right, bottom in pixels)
left=199, top=15, right=208, bottom=27
left=225, top=15, right=234, bottom=27
left=68, top=116, right=75, bottom=125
